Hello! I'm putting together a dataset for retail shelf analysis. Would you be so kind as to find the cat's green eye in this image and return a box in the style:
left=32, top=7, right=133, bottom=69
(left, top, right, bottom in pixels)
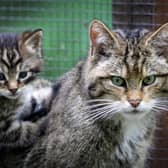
left=19, top=71, right=28, bottom=79
left=111, top=76, right=126, bottom=87
left=142, top=75, right=156, bottom=86
left=0, top=73, right=6, bottom=81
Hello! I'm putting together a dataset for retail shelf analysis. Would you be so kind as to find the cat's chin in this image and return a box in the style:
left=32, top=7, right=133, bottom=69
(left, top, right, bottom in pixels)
left=6, top=95, right=20, bottom=99
left=123, top=110, right=150, bottom=119
left=0, top=93, right=21, bottom=99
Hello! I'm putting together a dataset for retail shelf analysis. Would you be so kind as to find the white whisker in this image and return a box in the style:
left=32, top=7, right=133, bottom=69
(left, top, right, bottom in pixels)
left=151, top=108, right=160, bottom=113
left=104, top=108, right=121, bottom=119
left=86, top=99, right=114, bottom=103
left=83, top=103, right=120, bottom=123
left=83, top=102, right=113, bottom=111
left=153, top=106, right=168, bottom=112
left=155, top=104, right=168, bottom=107
left=81, top=99, right=122, bottom=124
left=156, top=99, right=168, bottom=101
left=88, top=105, right=114, bottom=114
left=156, top=97, right=168, bottom=100
left=152, top=98, right=168, bottom=113
left=85, top=107, right=112, bottom=121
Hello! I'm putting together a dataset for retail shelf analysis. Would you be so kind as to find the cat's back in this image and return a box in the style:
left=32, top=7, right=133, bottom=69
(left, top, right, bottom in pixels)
left=52, top=60, right=85, bottom=99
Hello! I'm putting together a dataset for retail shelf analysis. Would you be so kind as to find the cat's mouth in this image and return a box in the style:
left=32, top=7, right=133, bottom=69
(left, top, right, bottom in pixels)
left=1, top=91, right=22, bottom=99
left=124, top=110, right=140, bottom=116
left=124, top=109, right=149, bottom=118
left=128, top=109, right=140, bottom=114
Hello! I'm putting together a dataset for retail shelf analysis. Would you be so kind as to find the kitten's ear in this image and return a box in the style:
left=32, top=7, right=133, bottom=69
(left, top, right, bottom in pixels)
left=144, top=23, right=168, bottom=47
left=89, top=20, right=123, bottom=57
left=19, top=29, right=43, bottom=57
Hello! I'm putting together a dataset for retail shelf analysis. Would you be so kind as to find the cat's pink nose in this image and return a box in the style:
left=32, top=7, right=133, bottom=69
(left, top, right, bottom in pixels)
left=9, top=88, right=18, bottom=95
left=128, top=99, right=141, bottom=108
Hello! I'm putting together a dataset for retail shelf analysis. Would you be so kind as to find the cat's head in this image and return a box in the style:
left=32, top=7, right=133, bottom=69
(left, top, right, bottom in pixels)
left=0, top=29, right=43, bottom=99
left=84, top=20, right=168, bottom=120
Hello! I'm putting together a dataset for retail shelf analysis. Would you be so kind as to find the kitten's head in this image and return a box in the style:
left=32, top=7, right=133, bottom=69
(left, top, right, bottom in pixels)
left=84, top=20, right=168, bottom=120
left=0, top=29, right=43, bottom=99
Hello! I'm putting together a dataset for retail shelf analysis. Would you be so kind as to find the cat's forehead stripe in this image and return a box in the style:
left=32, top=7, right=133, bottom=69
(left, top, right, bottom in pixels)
left=1, top=48, right=22, bottom=68
left=12, top=49, right=22, bottom=66
left=1, top=48, right=10, bottom=67
left=121, top=30, right=148, bottom=75
left=0, top=33, right=22, bottom=69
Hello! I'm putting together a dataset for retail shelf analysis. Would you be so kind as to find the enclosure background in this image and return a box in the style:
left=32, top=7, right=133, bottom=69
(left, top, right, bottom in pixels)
left=0, top=0, right=112, bottom=80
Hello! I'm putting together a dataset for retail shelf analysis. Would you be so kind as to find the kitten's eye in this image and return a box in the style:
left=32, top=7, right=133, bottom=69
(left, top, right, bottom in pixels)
left=19, top=71, right=28, bottom=79
left=142, top=75, right=156, bottom=86
left=0, top=73, right=6, bottom=81
left=111, top=76, right=126, bottom=87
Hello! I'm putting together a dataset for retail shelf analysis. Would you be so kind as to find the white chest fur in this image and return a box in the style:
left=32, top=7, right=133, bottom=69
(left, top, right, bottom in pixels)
left=115, top=113, right=154, bottom=163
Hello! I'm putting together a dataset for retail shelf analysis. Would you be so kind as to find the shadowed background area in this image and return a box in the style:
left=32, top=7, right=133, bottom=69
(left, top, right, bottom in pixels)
left=0, top=0, right=168, bottom=167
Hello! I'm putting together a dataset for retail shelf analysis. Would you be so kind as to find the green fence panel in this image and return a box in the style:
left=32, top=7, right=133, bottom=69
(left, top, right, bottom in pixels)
left=0, top=0, right=112, bottom=80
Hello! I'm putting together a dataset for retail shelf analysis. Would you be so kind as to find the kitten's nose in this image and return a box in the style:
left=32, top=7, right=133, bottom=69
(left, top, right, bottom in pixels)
left=128, top=99, right=141, bottom=108
left=9, top=88, right=18, bottom=95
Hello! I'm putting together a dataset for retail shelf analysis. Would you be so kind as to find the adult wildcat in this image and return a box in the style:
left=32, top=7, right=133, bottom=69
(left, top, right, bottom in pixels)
left=24, top=20, right=168, bottom=168
left=0, top=29, right=52, bottom=168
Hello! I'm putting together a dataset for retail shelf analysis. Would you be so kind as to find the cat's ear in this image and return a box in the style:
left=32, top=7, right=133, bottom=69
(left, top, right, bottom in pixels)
left=144, top=23, right=168, bottom=47
left=89, top=20, right=123, bottom=57
left=19, top=29, right=43, bottom=57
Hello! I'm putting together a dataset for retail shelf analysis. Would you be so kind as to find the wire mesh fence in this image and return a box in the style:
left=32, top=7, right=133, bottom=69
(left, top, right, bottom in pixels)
left=0, top=0, right=112, bottom=80
left=112, top=0, right=168, bottom=30
left=112, top=0, right=154, bottom=29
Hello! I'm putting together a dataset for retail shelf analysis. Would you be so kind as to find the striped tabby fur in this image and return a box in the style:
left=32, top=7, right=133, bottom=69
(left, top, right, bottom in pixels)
left=0, top=30, right=52, bottom=168
left=24, top=20, right=168, bottom=168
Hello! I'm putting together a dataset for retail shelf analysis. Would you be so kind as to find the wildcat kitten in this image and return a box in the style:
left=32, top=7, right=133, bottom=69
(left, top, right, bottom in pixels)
left=0, top=29, right=51, bottom=148
left=0, top=29, right=54, bottom=168
left=24, top=20, right=168, bottom=168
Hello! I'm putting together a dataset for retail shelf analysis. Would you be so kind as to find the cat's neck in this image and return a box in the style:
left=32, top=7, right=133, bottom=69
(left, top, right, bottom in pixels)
left=91, top=113, right=155, bottom=163
left=100, top=112, right=155, bottom=140
left=122, top=112, right=155, bottom=141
